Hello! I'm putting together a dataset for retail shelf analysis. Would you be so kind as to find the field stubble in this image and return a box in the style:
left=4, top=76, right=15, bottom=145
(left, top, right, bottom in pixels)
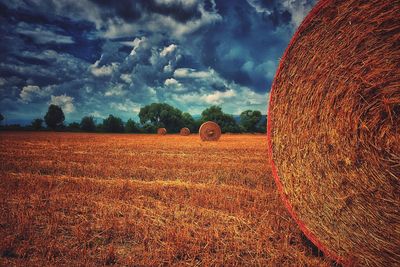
left=0, top=132, right=330, bottom=266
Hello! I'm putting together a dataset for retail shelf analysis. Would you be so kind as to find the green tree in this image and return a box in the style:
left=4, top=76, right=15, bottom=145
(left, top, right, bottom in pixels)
left=68, top=122, right=81, bottom=131
left=125, top=118, right=141, bottom=133
left=240, top=110, right=262, bottom=132
left=141, top=123, right=157, bottom=133
left=103, top=115, right=124, bottom=132
left=139, top=103, right=184, bottom=133
left=0, top=113, right=5, bottom=126
left=31, top=118, right=43, bottom=130
left=257, top=116, right=267, bottom=133
left=80, top=116, right=96, bottom=132
left=44, top=104, right=65, bottom=130
left=182, top=112, right=196, bottom=132
left=201, top=105, right=241, bottom=133
left=96, top=123, right=104, bottom=132
left=201, top=105, right=223, bottom=122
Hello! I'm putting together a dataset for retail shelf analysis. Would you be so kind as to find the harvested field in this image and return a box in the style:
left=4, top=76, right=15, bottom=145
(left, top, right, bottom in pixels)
left=0, top=132, right=332, bottom=266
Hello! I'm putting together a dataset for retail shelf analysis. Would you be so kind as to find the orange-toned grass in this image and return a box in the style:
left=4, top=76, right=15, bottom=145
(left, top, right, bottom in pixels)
left=0, top=132, right=331, bottom=266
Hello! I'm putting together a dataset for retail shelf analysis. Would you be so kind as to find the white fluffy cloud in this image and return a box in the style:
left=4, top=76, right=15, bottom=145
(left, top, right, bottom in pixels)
left=173, top=68, right=212, bottom=79
left=90, top=60, right=119, bottom=77
left=129, top=37, right=148, bottom=57
left=281, top=0, right=314, bottom=27
left=169, top=67, right=268, bottom=114
left=120, top=74, right=132, bottom=83
left=160, top=44, right=178, bottom=57
left=171, top=87, right=268, bottom=115
left=20, top=85, right=53, bottom=103
left=110, top=100, right=141, bottom=114
left=202, top=89, right=236, bottom=104
left=50, top=94, right=75, bottom=113
left=164, top=78, right=185, bottom=92
left=89, top=111, right=106, bottom=119
left=105, top=84, right=126, bottom=97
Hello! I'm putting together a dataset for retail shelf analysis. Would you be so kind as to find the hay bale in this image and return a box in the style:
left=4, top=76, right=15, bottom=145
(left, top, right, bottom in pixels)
left=199, top=121, right=221, bottom=141
left=180, top=127, right=191, bottom=136
left=267, top=0, right=400, bottom=266
left=157, top=128, right=167, bottom=135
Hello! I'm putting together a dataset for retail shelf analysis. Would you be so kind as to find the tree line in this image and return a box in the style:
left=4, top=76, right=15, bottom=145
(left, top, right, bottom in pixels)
left=0, top=103, right=266, bottom=133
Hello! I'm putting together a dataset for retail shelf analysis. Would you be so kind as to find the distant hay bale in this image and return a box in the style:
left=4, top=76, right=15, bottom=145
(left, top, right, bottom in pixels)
left=199, top=121, right=221, bottom=141
left=157, top=128, right=167, bottom=135
left=267, top=0, right=400, bottom=266
left=180, top=127, right=191, bottom=136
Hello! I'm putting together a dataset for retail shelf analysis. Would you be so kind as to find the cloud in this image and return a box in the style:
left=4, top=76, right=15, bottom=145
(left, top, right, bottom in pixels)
left=173, top=68, right=212, bottom=79
left=0, top=78, right=7, bottom=86
left=16, top=22, right=74, bottom=44
left=242, top=60, right=277, bottom=80
left=202, top=89, right=236, bottom=104
left=164, top=78, right=180, bottom=86
left=164, top=78, right=185, bottom=92
left=50, top=94, right=75, bottom=113
left=89, top=111, right=106, bottom=119
left=129, top=37, right=149, bottom=56
left=167, top=66, right=268, bottom=114
left=2, top=50, right=90, bottom=87
left=160, top=44, right=177, bottom=57
left=120, top=74, right=132, bottom=83
left=171, top=85, right=268, bottom=115
left=6, top=0, right=221, bottom=39
left=104, top=84, right=126, bottom=97
left=19, top=85, right=53, bottom=103
left=110, top=100, right=141, bottom=114
left=0, top=0, right=316, bottom=124
left=246, top=0, right=314, bottom=28
left=90, top=60, right=119, bottom=77
left=281, top=0, right=315, bottom=27
left=100, top=0, right=222, bottom=38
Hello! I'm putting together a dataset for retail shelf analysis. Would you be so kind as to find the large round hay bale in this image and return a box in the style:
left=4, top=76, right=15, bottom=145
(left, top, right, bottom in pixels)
left=180, top=127, right=190, bottom=136
left=157, top=128, right=167, bottom=135
left=199, top=121, right=221, bottom=141
left=267, top=0, right=399, bottom=266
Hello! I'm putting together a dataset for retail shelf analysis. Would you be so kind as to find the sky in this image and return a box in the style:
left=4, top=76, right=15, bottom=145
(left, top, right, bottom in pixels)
left=0, top=0, right=316, bottom=124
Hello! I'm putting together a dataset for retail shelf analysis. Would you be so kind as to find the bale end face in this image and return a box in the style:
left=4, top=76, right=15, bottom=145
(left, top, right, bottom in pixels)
left=199, top=121, right=221, bottom=141
left=157, top=128, right=167, bottom=135
left=267, top=0, right=400, bottom=266
left=180, top=127, right=191, bottom=136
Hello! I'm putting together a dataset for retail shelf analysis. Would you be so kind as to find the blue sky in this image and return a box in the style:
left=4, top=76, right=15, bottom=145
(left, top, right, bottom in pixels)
left=0, top=0, right=316, bottom=124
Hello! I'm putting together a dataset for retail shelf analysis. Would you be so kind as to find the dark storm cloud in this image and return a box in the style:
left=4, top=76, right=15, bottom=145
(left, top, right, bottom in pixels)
left=247, top=0, right=316, bottom=27
left=90, top=0, right=202, bottom=23
left=191, top=0, right=294, bottom=92
left=0, top=0, right=316, bottom=123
